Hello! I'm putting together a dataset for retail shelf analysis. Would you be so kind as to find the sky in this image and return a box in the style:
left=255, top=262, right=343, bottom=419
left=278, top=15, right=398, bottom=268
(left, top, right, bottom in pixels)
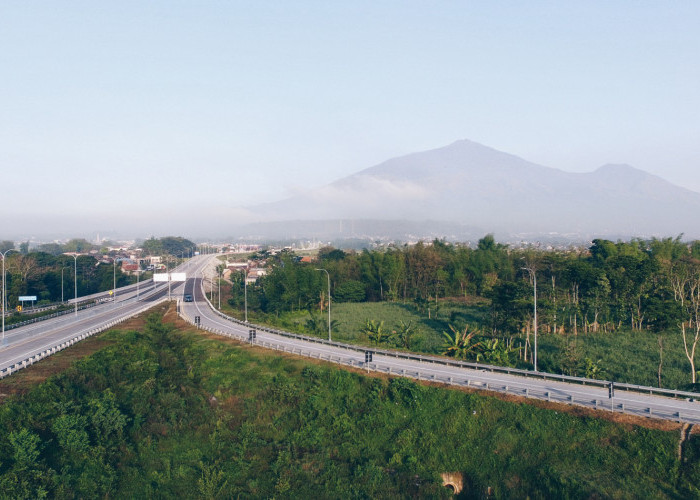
left=1, top=1, right=699, bottom=239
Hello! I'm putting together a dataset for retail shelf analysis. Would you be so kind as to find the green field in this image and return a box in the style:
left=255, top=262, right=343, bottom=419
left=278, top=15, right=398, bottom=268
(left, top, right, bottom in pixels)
left=1, top=311, right=699, bottom=498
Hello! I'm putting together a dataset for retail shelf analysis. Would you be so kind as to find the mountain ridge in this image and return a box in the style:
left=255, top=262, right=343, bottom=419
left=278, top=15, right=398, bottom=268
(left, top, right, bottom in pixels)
left=249, top=139, right=700, bottom=240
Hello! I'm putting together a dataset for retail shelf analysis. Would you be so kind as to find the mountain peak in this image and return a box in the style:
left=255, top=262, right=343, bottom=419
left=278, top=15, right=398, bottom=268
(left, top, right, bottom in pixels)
left=252, top=139, right=700, bottom=239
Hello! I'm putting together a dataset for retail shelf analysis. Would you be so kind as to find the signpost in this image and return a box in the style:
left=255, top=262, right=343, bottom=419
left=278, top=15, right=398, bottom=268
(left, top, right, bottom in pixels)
left=18, top=295, right=37, bottom=309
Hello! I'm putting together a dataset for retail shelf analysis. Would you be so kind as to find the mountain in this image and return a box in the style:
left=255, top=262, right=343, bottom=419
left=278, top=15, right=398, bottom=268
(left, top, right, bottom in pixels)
left=249, top=139, right=700, bottom=240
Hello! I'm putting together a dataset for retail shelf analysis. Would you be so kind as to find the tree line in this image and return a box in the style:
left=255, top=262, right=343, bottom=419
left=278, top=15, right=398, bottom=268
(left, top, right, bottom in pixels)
left=0, top=236, right=196, bottom=307
left=231, top=235, right=700, bottom=383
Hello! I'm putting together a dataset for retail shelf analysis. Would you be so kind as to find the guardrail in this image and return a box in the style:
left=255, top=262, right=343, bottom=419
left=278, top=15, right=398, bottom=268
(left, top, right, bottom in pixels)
left=179, top=297, right=700, bottom=425
left=3, top=301, right=103, bottom=331
left=193, top=278, right=700, bottom=405
left=0, top=297, right=170, bottom=380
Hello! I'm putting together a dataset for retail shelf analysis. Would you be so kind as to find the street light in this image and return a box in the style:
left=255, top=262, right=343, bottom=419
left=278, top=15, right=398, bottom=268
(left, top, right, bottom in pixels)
left=136, top=260, right=141, bottom=300
left=315, top=268, right=331, bottom=341
left=238, top=267, right=248, bottom=323
left=522, top=260, right=538, bottom=372
left=217, top=266, right=222, bottom=310
left=113, top=257, right=117, bottom=306
left=166, top=255, right=171, bottom=301
left=243, top=269, right=248, bottom=323
left=60, top=266, right=71, bottom=303
left=1, top=249, right=18, bottom=346
left=63, top=253, right=81, bottom=317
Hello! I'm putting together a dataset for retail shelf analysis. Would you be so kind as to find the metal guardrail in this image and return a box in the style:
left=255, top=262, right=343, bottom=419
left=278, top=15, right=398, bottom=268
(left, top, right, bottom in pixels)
left=179, top=299, right=700, bottom=425
left=0, top=297, right=169, bottom=380
left=3, top=301, right=102, bottom=331
left=194, top=278, right=700, bottom=404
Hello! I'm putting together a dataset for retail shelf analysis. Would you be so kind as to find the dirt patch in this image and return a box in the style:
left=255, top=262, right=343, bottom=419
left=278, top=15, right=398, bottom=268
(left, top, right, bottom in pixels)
left=0, top=336, right=114, bottom=401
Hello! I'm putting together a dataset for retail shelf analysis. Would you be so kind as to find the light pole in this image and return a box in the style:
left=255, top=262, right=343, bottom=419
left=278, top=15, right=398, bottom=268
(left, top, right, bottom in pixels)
left=241, top=268, right=248, bottom=323
left=65, top=253, right=80, bottom=317
left=522, top=260, right=538, bottom=372
left=217, top=266, right=221, bottom=310
left=315, top=268, right=331, bottom=341
left=60, top=266, right=71, bottom=303
left=1, top=249, right=18, bottom=346
left=136, top=260, right=141, bottom=300
left=113, top=257, right=117, bottom=305
left=166, top=255, right=171, bottom=301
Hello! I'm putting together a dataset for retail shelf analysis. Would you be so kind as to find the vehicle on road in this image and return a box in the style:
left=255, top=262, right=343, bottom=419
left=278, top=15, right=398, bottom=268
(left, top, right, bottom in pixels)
left=183, top=294, right=193, bottom=302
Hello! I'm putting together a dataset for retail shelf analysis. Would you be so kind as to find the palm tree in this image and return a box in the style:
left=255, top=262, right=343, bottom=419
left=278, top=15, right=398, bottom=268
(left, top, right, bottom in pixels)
left=479, top=338, right=518, bottom=367
left=441, top=324, right=482, bottom=360
left=363, top=319, right=389, bottom=345
left=392, top=320, right=415, bottom=349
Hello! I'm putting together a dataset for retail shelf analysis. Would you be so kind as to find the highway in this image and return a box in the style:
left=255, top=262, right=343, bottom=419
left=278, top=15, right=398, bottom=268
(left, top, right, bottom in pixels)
left=0, top=259, right=195, bottom=378
left=2, top=253, right=699, bottom=426
left=180, top=256, right=700, bottom=426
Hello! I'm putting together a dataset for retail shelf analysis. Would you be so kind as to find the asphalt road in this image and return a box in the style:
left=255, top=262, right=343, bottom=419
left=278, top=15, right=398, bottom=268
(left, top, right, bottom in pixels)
left=3, top=253, right=699, bottom=425
left=180, top=257, right=700, bottom=425
left=0, top=259, right=197, bottom=377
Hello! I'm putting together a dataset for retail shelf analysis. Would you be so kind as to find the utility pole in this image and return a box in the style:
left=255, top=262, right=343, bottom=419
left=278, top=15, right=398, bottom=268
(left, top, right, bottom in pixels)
left=522, top=257, right=538, bottom=372
left=1, top=249, right=18, bottom=345
left=315, top=268, right=331, bottom=341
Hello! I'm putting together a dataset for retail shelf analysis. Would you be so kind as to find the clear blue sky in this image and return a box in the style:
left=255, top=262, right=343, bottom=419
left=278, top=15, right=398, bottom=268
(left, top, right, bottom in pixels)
left=1, top=1, right=699, bottom=238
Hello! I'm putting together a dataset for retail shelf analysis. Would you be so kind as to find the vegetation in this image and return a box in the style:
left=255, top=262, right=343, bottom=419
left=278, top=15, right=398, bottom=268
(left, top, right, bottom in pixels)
left=224, top=236, right=700, bottom=390
left=0, top=236, right=195, bottom=308
left=141, top=236, right=196, bottom=257
left=0, top=252, right=132, bottom=308
left=1, top=312, right=699, bottom=498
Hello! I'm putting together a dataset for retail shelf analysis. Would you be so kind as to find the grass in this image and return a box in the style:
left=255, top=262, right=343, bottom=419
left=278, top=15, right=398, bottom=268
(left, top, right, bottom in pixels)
left=220, top=294, right=700, bottom=391
left=0, top=308, right=698, bottom=498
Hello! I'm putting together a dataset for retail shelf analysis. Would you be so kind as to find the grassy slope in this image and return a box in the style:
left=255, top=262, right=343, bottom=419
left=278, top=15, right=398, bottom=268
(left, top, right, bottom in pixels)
left=0, top=308, right=699, bottom=498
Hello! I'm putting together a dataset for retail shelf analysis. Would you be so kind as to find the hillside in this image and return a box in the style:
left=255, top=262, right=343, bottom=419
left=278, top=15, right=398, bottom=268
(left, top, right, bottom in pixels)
left=1, top=309, right=699, bottom=498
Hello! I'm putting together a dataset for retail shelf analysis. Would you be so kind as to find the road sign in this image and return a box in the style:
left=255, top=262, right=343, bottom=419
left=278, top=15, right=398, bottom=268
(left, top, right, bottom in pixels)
left=153, top=273, right=187, bottom=282
left=18, top=296, right=37, bottom=301
left=16, top=305, right=22, bottom=312
left=109, top=291, right=113, bottom=296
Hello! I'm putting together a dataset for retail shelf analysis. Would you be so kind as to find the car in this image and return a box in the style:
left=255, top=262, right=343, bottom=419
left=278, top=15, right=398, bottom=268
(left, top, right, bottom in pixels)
left=183, top=294, right=193, bottom=302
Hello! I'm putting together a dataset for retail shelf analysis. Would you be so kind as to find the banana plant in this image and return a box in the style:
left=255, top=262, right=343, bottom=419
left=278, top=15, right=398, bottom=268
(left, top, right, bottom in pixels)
left=441, top=324, right=483, bottom=360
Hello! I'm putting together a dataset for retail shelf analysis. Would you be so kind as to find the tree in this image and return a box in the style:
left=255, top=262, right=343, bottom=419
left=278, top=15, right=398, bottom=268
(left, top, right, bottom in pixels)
left=37, top=243, right=63, bottom=255
left=479, top=338, right=518, bottom=366
left=334, top=280, right=366, bottom=302
left=63, top=238, right=97, bottom=253
left=441, top=324, right=482, bottom=360
left=488, top=280, right=531, bottom=335
left=0, top=240, right=15, bottom=253
left=305, top=311, right=339, bottom=337
left=669, top=257, right=700, bottom=384
left=392, top=320, right=416, bottom=349
left=362, top=319, right=389, bottom=345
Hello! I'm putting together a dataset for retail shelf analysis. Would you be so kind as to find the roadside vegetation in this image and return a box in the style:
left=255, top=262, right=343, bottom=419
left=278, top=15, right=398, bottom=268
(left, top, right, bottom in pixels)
left=1, top=311, right=699, bottom=498
left=221, top=235, right=700, bottom=391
